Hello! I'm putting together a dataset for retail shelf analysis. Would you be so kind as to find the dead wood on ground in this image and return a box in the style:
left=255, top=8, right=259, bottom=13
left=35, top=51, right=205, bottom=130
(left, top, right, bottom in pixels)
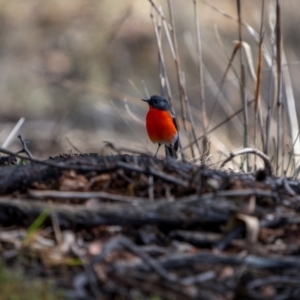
left=0, top=153, right=300, bottom=299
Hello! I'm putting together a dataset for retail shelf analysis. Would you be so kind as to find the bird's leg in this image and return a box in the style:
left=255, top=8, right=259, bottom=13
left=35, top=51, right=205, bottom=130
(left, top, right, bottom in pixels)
left=154, top=144, right=161, bottom=157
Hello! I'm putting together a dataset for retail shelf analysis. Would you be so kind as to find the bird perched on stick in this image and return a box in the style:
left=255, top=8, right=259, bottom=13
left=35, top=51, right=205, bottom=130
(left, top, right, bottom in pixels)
left=142, top=95, right=178, bottom=159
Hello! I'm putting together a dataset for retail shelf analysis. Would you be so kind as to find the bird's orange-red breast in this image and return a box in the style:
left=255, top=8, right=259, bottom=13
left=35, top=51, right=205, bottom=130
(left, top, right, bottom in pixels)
left=142, top=95, right=178, bottom=158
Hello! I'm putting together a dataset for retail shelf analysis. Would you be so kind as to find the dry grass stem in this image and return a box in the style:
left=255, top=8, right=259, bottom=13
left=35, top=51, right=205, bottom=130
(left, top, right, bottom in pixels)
left=275, top=0, right=282, bottom=174
left=254, top=0, right=265, bottom=166
left=237, top=0, right=249, bottom=170
left=1, top=117, right=25, bottom=149
left=193, top=0, right=208, bottom=164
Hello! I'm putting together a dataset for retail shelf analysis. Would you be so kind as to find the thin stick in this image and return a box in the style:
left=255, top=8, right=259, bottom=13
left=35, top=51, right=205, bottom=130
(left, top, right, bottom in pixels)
left=205, top=0, right=271, bottom=155
left=1, top=117, right=25, bottom=148
left=167, top=0, right=201, bottom=159
left=265, top=8, right=276, bottom=156
left=254, top=0, right=265, bottom=112
left=16, top=134, right=33, bottom=159
left=285, top=128, right=300, bottom=176
left=281, top=49, right=299, bottom=174
left=65, top=137, right=81, bottom=154
left=221, top=147, right=273, bottom=175
left=206, top=43, right=241, bottom=131
left=193, top=0, right=207, bottom=164
left=241, top=40, right=266, bottom=153
left=204, top=0, right=272, bottom=65
left=179, top=71, right=200, bottom=159
left=237, top=0, right=249, bottom=171
left=151, top=7, right=187, bottom=159
left=150, top=8, right=172, bottom=105
left=29, top=190, right=143, bottom=203
left=123, top=98, right=144, bottom=125
left=167, top=0, right=186, bottom=127
left=254, top=0, right=265, bottom=167
left=110, top=100, right=144, bottom=146
left=183, top=99, right=254, bottom=151
left=275, top=0, right=282, bottom=175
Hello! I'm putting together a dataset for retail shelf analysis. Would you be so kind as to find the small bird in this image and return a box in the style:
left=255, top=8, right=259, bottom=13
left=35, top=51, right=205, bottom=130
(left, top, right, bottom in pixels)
left=142, top=95, right=178, bottom=158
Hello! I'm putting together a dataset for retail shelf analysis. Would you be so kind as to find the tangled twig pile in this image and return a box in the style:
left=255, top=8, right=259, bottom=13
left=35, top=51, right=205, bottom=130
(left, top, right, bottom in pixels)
left=0, top=153, right=300, bottom=299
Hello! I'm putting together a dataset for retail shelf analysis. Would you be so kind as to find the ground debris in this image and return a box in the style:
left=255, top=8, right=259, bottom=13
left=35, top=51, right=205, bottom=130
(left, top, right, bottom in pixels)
left=0, top=153, right=300, bottom=299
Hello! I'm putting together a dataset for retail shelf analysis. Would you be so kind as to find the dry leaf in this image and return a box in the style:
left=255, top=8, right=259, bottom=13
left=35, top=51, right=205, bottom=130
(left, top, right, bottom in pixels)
left=236, top=213, right=260, bottom=243
left=59, top=170, right=89, bottom=191
left=89, top=174, right=111, bottom=190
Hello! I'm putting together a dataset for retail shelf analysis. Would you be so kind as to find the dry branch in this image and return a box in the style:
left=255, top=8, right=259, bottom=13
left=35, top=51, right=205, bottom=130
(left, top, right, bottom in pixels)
left=0, top=196, right=233, bottom=228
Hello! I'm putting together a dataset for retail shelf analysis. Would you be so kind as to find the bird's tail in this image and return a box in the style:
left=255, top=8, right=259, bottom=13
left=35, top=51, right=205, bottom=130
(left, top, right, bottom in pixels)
left=165, top=145, right=177, bottom=159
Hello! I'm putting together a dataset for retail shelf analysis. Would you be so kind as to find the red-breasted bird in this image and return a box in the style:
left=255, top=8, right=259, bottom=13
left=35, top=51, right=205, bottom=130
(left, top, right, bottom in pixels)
left=142, top=95, right=178, bottom=158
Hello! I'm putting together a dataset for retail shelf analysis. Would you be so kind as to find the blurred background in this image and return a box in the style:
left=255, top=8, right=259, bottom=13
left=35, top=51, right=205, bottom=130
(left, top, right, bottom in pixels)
left=0, top=0, right=300, bottom=162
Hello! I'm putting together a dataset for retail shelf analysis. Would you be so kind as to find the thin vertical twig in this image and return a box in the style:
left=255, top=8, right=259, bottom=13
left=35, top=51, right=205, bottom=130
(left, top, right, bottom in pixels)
left=149, top=3, right=186, bottom=160
left=193, top=0, right=206, bottom=129
left=167, top=0, right=201, bottom=157
left=193, top=0, right=208, bottom=164
left=254, top=0, right=265, bottom=168
left=241, top=39, right=265, bottom=152
left=287, top=127, right=300, bottom=177
left=150, top=8, right=172, bottom=105
left=157, top=7, right=164, bottom=97
left=275, top=0, right=282, bottom=174
left=237, top=0, right=249, bottom=170
left=281, top=48, right=299, bottom=174
left=265, top=4, right=277, bottom=156
left=167, top=0, right=187, bottom=128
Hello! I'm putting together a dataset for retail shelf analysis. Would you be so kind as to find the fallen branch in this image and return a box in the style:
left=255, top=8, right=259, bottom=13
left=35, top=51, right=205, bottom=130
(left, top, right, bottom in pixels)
left=0, top=196, right=234, bottom=228
left=118, top=250, right=300, bottom=271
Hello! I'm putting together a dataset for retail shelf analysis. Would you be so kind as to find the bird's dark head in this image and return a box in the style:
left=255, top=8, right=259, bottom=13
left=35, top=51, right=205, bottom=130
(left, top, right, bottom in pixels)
left=142, top=95, right=171, bottom=111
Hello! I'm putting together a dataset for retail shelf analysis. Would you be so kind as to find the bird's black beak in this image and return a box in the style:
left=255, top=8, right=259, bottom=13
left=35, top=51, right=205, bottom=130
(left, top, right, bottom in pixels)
left=142, top=98, right=150, bottom=103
